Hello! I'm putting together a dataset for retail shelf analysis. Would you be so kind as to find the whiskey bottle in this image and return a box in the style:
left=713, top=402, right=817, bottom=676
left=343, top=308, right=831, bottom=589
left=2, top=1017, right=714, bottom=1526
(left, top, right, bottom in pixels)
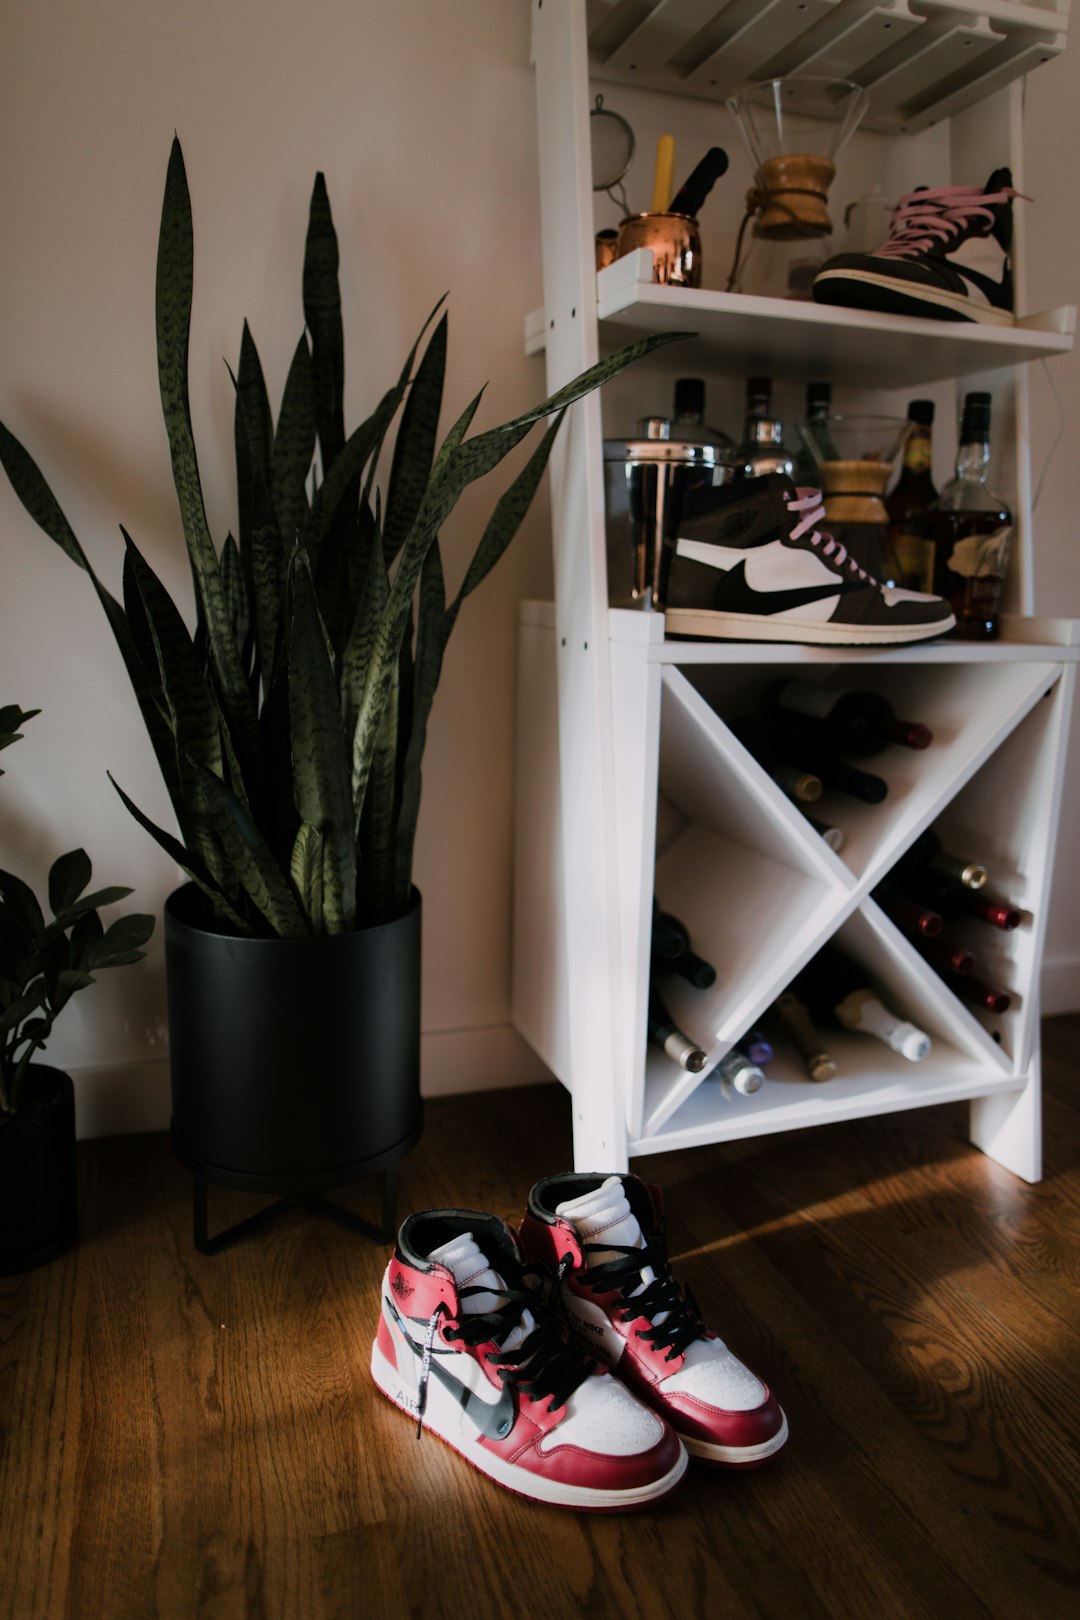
left=916, top=392, right=1012, bottom=639
left=885, top=400, right=937, bottom=590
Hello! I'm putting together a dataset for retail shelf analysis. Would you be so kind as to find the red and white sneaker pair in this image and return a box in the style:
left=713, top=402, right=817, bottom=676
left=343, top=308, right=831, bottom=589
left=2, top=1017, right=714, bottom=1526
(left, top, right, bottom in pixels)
left=370, top=1172, right=787, bottom=1511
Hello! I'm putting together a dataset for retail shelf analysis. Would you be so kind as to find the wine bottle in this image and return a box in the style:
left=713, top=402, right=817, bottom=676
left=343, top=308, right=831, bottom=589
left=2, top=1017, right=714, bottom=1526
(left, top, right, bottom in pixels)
left=941, top=972, right=1012, bottom=1014
left=896, top=829, right=987, bottom=892
left=762, top=680, right=933, bottom=755
left=874, top=886, right=944, bottom=938
left=898, top=875, right=1023, bottom=933
left=648, top=988, right=707, bottom=1072
left=916, top=937, right=976, bottom=976
left=804, top=814, right=846, bottom=852
left=914, top=391, right=1013, bottom=639
left=793, top=946, right=931, bottom=1061
left=729, top=717, right=822, bottom=802
left=885, top=400, right=937, bottom=591
left=737, top=1030, right=773, bottom=1066
left=739, top=715, right=889, bottom=803
left=733, top=377, right=797, bottom=481
left=773, top=992, right=837, bottom=1081
left=793, top=381, right=837, bottom=489
left=667, top=147, right=729, bottom=219
left=651, top=903, right=717, bottom=987
left=715, top=1049, right=764, bottom=1095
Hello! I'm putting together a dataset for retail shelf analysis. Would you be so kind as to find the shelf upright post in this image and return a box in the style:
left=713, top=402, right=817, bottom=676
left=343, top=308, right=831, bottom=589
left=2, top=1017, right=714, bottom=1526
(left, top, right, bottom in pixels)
left=530, top=0, right=631, bottom=1168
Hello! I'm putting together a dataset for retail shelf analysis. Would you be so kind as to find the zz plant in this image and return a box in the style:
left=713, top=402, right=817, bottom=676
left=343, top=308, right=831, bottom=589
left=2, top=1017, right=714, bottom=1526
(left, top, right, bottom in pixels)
left=0, top=139, right=682, bottom=938
left=0, top=706, right=154, bottom=1116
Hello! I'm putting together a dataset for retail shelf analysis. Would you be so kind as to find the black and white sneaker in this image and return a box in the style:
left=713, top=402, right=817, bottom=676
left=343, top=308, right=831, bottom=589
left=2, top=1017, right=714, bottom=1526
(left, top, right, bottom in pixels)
left=812, top=169, right=1017, bottom=326
left=664, top=475, right=955, bottom=645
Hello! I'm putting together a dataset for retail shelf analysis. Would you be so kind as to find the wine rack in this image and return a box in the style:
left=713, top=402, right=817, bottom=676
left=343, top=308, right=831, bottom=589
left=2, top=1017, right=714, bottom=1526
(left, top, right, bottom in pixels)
left=512, top=0, right=1077, bottom=1181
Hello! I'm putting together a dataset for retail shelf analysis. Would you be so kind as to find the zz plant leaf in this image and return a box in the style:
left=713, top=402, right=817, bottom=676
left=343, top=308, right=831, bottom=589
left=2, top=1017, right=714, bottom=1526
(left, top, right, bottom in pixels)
left=0, top=136, right=688, bottom=940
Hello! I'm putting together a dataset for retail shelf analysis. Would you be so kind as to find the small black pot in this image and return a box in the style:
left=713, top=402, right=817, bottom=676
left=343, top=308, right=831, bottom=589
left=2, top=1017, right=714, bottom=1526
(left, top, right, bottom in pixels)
left=164, top=885, right=423, bottom=1194
left=0, top=1064, right=77, bottom=1275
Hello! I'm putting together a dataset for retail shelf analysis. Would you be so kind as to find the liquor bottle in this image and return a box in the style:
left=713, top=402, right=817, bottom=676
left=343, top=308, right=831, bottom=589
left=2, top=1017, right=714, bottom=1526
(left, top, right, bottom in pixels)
left=874, top=887, right=943, bottom=939
left=670, top=377, right=736, bottom=456
left=715, top=1049, right=764, bottom=1095
left=651, top=902, right=717, bottom=988
left=793, top=946, right=931, bottom=1062
left=648, top=987, right=707, bottom=1072
left=941, top=972, right=1012, bottom=1014
left=773, top=992, right=837, bottom=1081
left=762, top=680, right=933, bottom=756
left=736, top=715, right=889, bottom=804
left=667, top=147, right=730, bottom=220
left=733, top=377, right=797, bottom=481
left=896, top=829, right=987, bottom=892
left=885, top=400, right=937, bottom=590
left=794, top=381, right=837, bottom=488
left=915, top=391, right=1013, bottom=639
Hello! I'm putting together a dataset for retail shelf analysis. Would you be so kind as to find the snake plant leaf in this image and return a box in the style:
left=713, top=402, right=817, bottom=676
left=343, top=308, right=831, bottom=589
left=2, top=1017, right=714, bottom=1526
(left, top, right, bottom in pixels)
left=394, top=541, right=445, bottom=902
left=287, top=557, right=356, bottom=933
left=297, top=383, right=398, bottom=561
left=341, top=515, right=390, bottom=748
left=122, top=532, right=226, bottom=783
left=190, top=760, right=307, bottom=938
left=107, top=773, right=249, bottom=934
left=302, top=173, right=346, bottom=471
left=0, top=870, right=46, bottom=941
left=234, top=321, right=274, bottom=564
left=446, top=412, right=564, bottom=633
left=383, top=312, right=448, bottom=563
left=156, top=137, right=259, bottom=758
left=219, top=532, right=251, bottom=662
left=289, top=822, right=324, bottom=935
left=359, top=648, right=400, bottom=923
left=271, top=334, right=316, bottom=549
left=47, top=849, right=92, bottom=916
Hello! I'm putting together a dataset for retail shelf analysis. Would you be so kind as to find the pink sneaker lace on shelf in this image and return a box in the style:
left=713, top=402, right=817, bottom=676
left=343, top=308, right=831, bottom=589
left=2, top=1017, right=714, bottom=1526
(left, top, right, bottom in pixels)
left=787, top=489, right=877, bottom=585
left=871, top=182, right=1018, bottom=260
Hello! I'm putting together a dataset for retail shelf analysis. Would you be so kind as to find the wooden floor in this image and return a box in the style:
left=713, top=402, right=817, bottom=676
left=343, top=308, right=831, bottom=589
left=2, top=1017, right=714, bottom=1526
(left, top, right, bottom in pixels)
left=2, top=1019, right=1080, bottom=1620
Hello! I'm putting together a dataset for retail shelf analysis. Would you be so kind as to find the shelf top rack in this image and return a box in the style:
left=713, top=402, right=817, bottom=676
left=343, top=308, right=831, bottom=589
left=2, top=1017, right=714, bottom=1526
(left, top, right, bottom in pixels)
left=584, top=0, right=1069, bottom=133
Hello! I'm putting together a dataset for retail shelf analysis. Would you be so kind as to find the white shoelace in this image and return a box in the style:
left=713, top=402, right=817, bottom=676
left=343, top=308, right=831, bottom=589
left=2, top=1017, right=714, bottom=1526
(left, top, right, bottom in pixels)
left=870, top=183, right=1017, bottom=260
left=786, top=488, right=877, bottom=585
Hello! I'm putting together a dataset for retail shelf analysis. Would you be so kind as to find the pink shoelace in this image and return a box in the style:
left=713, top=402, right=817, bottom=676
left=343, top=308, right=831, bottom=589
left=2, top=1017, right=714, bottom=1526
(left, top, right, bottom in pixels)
left=870, top=182, right=1017, bottom=260
left=787, top=489, right=877, bottom=585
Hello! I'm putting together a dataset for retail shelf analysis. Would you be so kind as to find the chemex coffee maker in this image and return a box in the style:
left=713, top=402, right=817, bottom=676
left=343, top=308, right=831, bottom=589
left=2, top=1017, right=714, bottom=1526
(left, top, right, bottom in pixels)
left=603, top=380, right=737, bottom=610
left=726, top=75, right=870, bottom=300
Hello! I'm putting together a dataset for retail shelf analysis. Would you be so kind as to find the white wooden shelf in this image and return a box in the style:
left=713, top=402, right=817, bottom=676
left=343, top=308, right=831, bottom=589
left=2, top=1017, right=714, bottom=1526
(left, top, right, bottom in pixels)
left=514, top=0, right=1077, bottom=1184
left=524, top=252, right=1076, bottom=386
left=584, top=0, right=1069, bottom=134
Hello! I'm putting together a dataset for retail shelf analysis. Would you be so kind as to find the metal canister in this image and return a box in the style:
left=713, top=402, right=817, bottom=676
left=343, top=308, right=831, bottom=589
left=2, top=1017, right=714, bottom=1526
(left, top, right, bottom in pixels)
left=603, top=416, right=736, bottom=610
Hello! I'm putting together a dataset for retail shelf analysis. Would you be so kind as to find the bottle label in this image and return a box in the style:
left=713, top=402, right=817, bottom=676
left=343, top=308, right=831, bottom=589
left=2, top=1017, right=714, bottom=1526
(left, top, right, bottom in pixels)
left=893, top=528, right=925, bottom=584
left=904, top=437, right=932, bottom=475
left=947, top=524, right=1012, bottom=581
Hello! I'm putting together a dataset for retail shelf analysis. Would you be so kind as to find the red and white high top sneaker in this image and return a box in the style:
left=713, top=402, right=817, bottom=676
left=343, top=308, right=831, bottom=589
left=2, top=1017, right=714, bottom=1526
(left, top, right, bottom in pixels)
left=520, top=1174, right=788, bottom=1468
left=370, top=1207, right=687, bottom=1511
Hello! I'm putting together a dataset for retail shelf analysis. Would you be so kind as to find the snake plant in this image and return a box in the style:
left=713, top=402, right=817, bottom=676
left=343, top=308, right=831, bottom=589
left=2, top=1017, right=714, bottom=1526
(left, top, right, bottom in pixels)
left=0, top=706, right=154, bottom=1115
left=0, top=138, right=685, bottom=938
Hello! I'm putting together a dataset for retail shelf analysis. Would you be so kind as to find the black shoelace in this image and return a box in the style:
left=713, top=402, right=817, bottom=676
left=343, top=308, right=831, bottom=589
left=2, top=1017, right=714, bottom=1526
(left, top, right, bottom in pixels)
left=581, top=1225, right=706, bottom=1360
left=415, top=1270, right=593, bottom=1439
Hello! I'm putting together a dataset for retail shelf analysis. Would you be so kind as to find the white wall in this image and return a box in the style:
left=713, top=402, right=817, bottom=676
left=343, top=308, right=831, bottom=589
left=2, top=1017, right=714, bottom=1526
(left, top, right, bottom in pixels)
left=2, top=2, right=1078, bottom=1138
left=0, top=0, right=555, bottom=1132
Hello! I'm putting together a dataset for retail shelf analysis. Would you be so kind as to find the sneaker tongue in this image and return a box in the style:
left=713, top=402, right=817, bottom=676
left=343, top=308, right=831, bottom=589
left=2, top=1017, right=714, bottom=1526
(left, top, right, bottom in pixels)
left=426, top=1232, right=532, bottom=1352
left=555, top=1176, right=671, bottom=1325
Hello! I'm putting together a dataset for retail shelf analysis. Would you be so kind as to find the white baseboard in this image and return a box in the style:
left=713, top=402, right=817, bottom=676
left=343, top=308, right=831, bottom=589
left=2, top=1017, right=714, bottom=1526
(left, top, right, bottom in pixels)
left=1041, top=955, right=1080, bottom=1016
left=69, top=1023, right=555, bottom=1140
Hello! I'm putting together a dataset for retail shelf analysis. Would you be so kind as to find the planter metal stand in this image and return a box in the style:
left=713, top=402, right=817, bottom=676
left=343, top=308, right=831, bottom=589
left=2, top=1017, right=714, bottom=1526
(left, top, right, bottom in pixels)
left=190, top=1164, right=402, bottom=1255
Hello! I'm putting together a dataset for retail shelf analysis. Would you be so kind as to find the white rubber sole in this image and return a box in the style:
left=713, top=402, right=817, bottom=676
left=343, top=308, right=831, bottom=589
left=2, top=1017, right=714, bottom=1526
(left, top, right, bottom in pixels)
left=370, top=1338, right=688, bottom=1511
left=682, top=1410, right=790, bottom=1468
left=814, top=268, right=1015, bottom=327
left=663, top=606, right=955, bottom=645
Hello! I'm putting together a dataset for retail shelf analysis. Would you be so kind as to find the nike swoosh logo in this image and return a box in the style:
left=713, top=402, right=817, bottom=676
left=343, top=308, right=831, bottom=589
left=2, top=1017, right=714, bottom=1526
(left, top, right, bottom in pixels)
left=712, top=559, right=857, bottom=616
left=386, top=1297, right=517, bottom=1440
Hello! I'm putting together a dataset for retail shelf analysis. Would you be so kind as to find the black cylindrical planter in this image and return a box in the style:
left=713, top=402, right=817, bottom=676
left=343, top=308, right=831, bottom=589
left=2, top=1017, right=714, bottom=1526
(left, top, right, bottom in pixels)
left=0, top=1064, right=77, bottom=1275
left=164, top=884, right=423, bottom=1194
